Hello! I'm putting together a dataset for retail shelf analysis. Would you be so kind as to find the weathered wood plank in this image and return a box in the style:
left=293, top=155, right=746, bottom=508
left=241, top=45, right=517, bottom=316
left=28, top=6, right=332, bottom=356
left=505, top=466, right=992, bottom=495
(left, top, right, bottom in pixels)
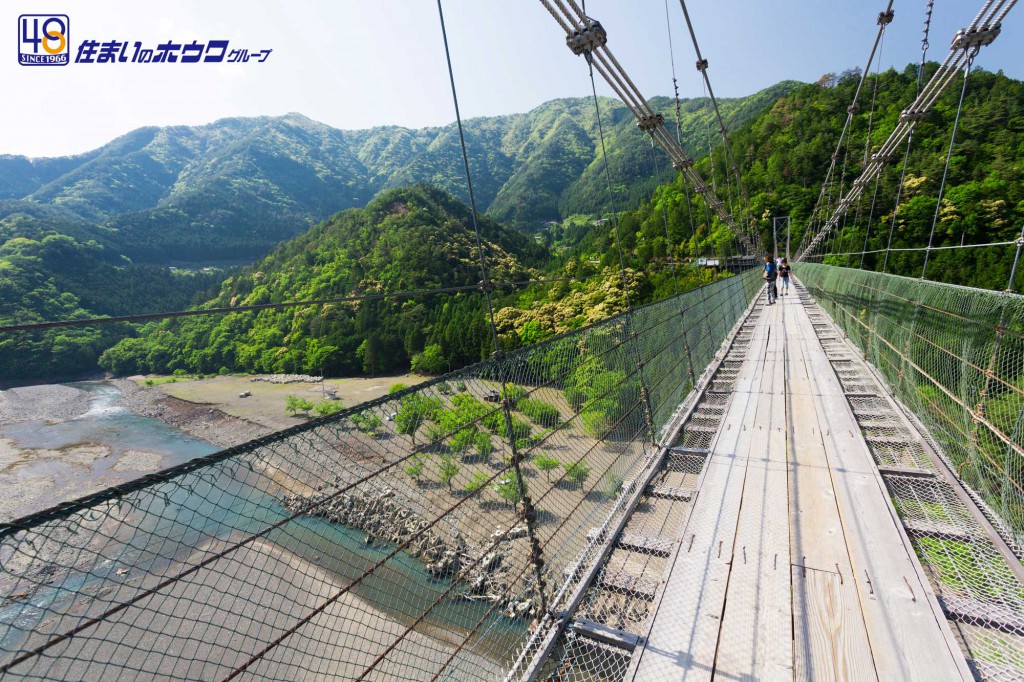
left=801, top=305, right=974, bottom=681
left=713, top=306, right=793, bottom=681
left=792, top=566, right=876, bottom=681
left=787, top=299, right=878, bottom=682
left=626, top=303, right=770, bottom=682
left=570, top=618, right=640, bottom=651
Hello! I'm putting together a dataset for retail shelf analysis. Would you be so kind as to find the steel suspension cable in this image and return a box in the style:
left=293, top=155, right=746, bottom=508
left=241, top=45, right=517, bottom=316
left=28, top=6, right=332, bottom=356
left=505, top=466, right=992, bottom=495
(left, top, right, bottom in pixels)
left=852, top=29, right=887, bottom=265
left=0, top=274, right=608, bottom=335
left=585, top=54, right=659, bottom=447
left=537, top=0, right=755, bottom=252
left=432, top=0, right=549, bottom=633
left=921, top=52, right=975, bottom=278
left=803, top=2, right=894, bottom=252
left=882, top=0, right=936, bottom=272
left=800, top=0, right=1015, bottom=260
left=676, top=0, right=753, bottom=236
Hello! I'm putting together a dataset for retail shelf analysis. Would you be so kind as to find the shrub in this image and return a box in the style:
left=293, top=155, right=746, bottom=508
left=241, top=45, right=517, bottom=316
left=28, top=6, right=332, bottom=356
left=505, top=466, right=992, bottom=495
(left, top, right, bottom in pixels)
left=353, top=413, right=383, bottom=436
left=313, top=400, right=344, bottom=417
left=448, top=426, right=478, bottom=454
left=517, top=398, right=560, bottom=428
left=534, top=454, right=561, bottom=482
left=395, top=393, right=441, bottom=443
left=438, top=381, right=454, bottom=396
left=285, top=394, right=314, bottom=416
left=581, top=410, right=614, bottom=439
left=456, top=381, right=468, bottom=393
left=475, top=432, right=494, bottom=459
left=388, top=382, right=408, bottom=394
left=495, top=475, right=527, bottom=506
left=464, top=471, right=489, bottom=494
left=565, top=460, right=592, bottom=488
left=425, top=422, right=446, bottom=444
left=500, top=383, right=528, bottom=404
left=564, top=386, right=587, bottom=411
left=488, top=415, right=532, bottom=441
left=438, top=455, right=460, bottom=490
left=404, top=454, right=426, bottom=482
left=515, top=437, right=536, bottom=451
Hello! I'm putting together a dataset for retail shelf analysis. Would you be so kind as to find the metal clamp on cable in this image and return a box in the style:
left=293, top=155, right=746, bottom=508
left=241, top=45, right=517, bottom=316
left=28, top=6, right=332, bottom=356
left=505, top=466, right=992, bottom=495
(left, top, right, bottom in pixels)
left=696, top=58, right=709, bottom=72
left=952, top=24, right=1001, bottom=50
left=871, top=151, right=895, bottom=163
left=877, top=9, right=895, bottom=26
left=672, top=157, right=695, bottom=171
left=478, top=279, right=495, bottom=293
left=636, top=112, right=664, bottom=133
left=900, top=108, right=929, bottom=123
left=847, top=103, right=860, bottom=115
left=566, top=18, right=607, bottom=55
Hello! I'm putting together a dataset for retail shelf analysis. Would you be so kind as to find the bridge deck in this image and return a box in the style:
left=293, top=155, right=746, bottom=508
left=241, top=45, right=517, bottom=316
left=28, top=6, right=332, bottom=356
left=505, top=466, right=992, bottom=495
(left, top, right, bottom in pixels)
left=627, top=284, right=974, bottom=681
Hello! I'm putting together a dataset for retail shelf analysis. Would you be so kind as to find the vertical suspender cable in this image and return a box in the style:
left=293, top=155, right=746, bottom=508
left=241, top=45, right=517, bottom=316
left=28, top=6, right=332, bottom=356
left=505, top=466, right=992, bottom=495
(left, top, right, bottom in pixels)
left=585, top=53, right=659, bottom=445
left=921, top=52, right=975, bottom=279
left=884, top=0, right=937, bottom=272
left=435, top=0, right=549, bottom=618
left=854, top=30, right=886, bottom=267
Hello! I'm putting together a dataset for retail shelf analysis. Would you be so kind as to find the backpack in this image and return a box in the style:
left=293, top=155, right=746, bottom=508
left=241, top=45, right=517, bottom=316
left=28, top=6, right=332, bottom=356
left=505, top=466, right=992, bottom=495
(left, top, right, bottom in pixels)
left=765, top=261, right=777, bottom=279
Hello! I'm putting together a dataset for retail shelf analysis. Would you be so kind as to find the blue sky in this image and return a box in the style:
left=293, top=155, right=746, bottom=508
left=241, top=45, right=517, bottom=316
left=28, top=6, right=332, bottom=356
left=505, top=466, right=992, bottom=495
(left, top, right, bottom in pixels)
left=2, top=0, right=1021, bottom=157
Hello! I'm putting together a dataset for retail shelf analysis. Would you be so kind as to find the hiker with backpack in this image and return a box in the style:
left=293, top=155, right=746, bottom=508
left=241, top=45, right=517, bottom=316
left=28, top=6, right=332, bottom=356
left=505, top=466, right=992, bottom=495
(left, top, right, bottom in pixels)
left=763, top=255, right=778, bottom=305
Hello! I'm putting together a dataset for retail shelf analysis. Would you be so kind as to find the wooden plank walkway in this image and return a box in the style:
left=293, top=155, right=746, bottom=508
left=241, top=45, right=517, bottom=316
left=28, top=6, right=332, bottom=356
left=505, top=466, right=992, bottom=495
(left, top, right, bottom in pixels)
left=627, top=287, right=972, bottom=681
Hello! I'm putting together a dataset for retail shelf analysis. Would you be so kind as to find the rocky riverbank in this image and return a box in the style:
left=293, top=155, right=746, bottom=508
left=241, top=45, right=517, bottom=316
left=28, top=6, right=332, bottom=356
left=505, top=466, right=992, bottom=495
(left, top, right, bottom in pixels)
left=112, top=378, right=272, bottom=448
left=281, top=488, right=539, bottom=620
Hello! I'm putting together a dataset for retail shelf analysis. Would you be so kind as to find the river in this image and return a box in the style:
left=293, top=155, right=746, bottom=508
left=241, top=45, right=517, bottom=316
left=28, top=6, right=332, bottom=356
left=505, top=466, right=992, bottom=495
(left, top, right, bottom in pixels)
left=0, top=381, right=523, bottom=672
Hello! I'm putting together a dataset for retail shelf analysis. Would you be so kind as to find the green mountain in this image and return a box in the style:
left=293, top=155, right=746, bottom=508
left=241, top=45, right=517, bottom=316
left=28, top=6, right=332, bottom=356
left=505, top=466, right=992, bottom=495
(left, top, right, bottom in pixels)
left=98, top=185, right=546, bottom=377
left=1, top=85, right=797, bottom=263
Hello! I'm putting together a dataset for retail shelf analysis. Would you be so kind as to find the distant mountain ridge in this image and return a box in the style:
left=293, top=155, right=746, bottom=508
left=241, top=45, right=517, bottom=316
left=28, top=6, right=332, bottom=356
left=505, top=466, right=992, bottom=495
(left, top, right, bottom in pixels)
left=0, top=83, right=798, bottom=262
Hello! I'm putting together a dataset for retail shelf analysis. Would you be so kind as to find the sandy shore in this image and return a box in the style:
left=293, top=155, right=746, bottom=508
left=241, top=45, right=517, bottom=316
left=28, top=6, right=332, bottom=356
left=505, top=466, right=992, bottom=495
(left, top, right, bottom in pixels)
left=141, top=373, right=424, bottom=433
left=9, top=537, right=503, bottom=680
left=0, top=383, right=91, bottom=423
left=112, top=377, right=274, bottom=448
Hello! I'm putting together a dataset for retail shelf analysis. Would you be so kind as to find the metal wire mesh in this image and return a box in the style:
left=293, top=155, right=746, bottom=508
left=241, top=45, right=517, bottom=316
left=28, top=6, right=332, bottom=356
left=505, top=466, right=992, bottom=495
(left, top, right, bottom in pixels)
left=797, top=270, right=1024, bottom=681
left=0, top=268, right=762, bottom=681
left=513, top=298, right=764, bottom=682
left=799, top=264, right=1024, bottom=551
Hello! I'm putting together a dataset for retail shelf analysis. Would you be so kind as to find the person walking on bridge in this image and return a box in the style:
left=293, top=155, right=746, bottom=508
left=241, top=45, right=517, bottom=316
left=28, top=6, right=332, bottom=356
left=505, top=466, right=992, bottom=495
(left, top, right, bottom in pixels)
left=779, top=258, right=791, bottom=296
left=763, top=255, right=778, bottom=305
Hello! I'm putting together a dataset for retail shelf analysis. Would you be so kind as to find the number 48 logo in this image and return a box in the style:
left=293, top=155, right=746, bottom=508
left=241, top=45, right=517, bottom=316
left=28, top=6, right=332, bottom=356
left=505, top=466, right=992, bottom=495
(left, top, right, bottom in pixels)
left=18, top=15, right=69, bottom=66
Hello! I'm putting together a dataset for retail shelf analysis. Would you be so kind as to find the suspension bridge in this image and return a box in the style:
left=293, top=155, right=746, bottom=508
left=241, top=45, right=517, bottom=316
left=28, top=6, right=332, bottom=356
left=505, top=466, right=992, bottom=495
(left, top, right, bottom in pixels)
left=2, top=0, right=1023, bottom=680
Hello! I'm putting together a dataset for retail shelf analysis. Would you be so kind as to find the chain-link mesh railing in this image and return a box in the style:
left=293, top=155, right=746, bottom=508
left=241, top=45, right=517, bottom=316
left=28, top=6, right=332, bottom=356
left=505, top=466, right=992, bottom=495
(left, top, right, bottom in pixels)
left=0, top=268, right=761, bottom=682
left=799, top=264, right=1024, bottom=551
left=795, top=274, right=1024, bottom=680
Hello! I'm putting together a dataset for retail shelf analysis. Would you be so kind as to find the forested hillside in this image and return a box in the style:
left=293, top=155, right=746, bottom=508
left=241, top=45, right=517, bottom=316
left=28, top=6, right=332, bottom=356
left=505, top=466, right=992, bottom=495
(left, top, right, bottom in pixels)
left=0, top=236, right=220, bottom=381
left=728, top=64, right=1024, bottom=289
left=8, top=63, right=1024, bottom=382
left=0, top=88, right=792, bottom=383
left=99, top=185, right=548, bottom=377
